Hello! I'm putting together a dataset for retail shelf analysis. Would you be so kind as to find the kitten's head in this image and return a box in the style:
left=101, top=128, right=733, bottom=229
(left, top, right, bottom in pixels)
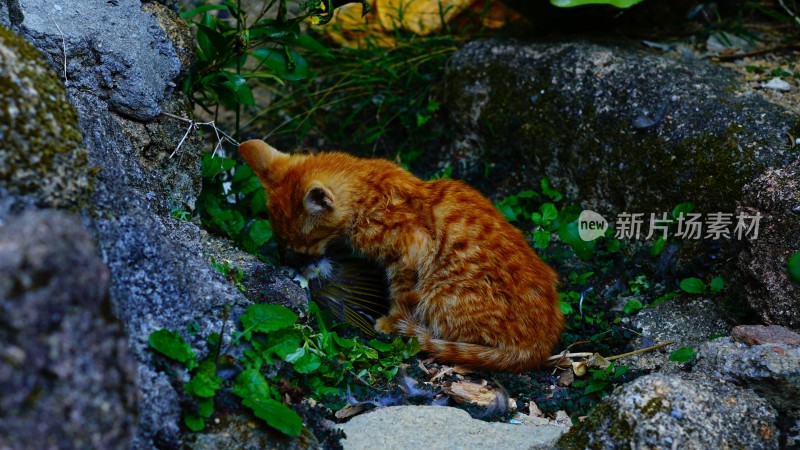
left=239, top=139, right=348, bottom=263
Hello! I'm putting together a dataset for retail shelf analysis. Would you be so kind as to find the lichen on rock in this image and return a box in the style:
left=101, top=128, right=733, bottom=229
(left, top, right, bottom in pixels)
left=0, top=25, right=90, bottom=210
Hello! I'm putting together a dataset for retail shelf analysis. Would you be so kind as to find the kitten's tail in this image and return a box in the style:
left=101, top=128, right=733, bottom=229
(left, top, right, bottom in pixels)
left=395, top=318, right=551, bottom=373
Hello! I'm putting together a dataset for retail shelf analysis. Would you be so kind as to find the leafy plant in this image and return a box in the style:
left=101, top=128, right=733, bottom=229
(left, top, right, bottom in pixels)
left=495, top=178, right=611, bottom=260
left=149, top=302, right=419, bottom=435
left=254, top=31, right=459, bottom=167
left=210, top=258, right=247, bottom=292
left=197, top=153, right=278, bottom=261
left=180, top=0, right=347, bottom=124
left=573, top=362, right=629, bottom=396
left=679, top=276, right=725, bottom=295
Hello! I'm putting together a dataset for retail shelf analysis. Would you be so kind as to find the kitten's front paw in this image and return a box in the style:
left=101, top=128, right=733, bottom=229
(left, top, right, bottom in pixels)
left=374, top=316, right=395, bottom=334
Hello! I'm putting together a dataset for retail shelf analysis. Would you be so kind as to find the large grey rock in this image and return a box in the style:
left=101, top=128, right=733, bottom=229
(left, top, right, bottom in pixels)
left=626, top=297, right=729, bottom=374
left=3, top=2, right=308, bottom=447
left=696, top=337, right=800, bottom=420
left=737, top=158, right=800, bottom=330
left=0, top=210, right=137, bottom=450
left=442, top=39, right=799, bottom=214
left=0, top=25, right=89, bottom=209
left=558, top=373, right=778, bottom=449
left=339, top=405, right=565, bottom=450
left=5, top=0, right=182, bottom=120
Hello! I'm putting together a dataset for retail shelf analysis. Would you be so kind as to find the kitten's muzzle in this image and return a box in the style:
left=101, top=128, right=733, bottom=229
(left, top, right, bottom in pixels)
left=280, top=247, right=323, bottom=269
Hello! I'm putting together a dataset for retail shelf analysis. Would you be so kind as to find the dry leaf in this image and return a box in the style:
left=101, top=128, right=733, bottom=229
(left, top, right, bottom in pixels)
left=443, top=380, right=515, bottom=410
left=558, top=368, right=575, bottom=386
left=335, top=403, right=367, bottom=419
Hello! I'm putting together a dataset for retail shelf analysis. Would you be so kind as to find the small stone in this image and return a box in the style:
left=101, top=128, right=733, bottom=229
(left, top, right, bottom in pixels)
left=732, top=325, right=800, bottom=346
left=761, top=77, right=791, bottom=91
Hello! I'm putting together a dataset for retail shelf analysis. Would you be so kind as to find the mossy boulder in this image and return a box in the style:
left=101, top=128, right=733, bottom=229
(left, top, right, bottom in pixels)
left=442, top=39, right=798, bottom=214
left=558, top=373, right=778, bottom=449
left=0, top=25, right=90, bottom=209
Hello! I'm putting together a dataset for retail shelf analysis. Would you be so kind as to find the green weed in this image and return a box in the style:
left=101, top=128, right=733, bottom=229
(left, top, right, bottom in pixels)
left=149, top=302, right=419, bottom=435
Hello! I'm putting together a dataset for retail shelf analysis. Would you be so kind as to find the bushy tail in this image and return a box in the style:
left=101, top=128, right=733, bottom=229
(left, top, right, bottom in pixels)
left=396, top=318, right=551, bottom=373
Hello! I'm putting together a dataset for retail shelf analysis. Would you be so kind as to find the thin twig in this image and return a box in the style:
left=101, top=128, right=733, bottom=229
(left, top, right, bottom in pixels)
left=160, top=112, right=240, bottom=158
left=546, top=352, right=595, bottom=362
left=50, top=15, right=68, bottom=86
left=546, top=339, right=676, bottom=368
left=605, top=340, right=676, bottom=361
left=778, top=0, right=800, bottom=27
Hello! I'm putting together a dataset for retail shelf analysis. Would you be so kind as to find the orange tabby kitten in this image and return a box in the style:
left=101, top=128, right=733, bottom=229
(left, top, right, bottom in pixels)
left=239, top=139, right=563, bottom=372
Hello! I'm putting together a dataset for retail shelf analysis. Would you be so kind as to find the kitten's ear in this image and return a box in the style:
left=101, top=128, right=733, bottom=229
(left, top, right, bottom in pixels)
left=238, top=139, right=288, bottom=184
left=304, top=181, right=334, bottom=215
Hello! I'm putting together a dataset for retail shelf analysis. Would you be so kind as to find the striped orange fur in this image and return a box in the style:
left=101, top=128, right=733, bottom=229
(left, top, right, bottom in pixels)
left=239, top=139, right=563, bottom=372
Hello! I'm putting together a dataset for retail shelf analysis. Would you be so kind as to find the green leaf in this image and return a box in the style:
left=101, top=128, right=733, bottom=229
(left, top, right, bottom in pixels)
left=233, top=368, right=271, bottom=399
left=516, top=190, right=539, bottom=199
left=540, top=178, right=563, bottom=201
left=558, top=221, right=596, bottom=259
left=219, top=73, right=255, bottom=106
left=241, top=397, right=303, bottom=437
left=180, top=4, right=229, bottom=19
left=252, top=48, right=310, bottom=81
left=184, top=413, right=206, bottom=431
left=623, top=300, right=643, bottom=315
left=363, top=347, right=379, bottom=359
left=284, top=34, right=331, bottom=56
left=185, top=371, right=222, bottom=398
left=533, top=229, right=551, bottom=249
left=679, top=278, right=706, bottom=294
left=290, top=350, right=322, bottom=373
left=709, top=277, right=725, bottom=294
left=495, top=202, right=517, bottom=222
left=333, top=334, right=356, bottom=349
left=148, top=329, right=197, bottom=370
left=788, top=251, right=800, bottom=283
left=540, top=203, right=558, bottom=222
left=551, top=0, right=644, bottom=8
left=368, top=339, right=394, bottom=352
left=240, top=304, right=298, bottom=337
left=650, top=292, right=678, bottom=308
left=197, top=396, right=214, bottom=418
left=583, top=380, right=608, bottom=395
left=669, top=347, right=696, bottom=363
left=650, top=237, right=666, bottom=257
left=201, top=154, right=236, bottom=178
left=248, top=219, right=273, bottom=247
left=196, top=22, right=230, bottom=62
left=404, top=337, right=421, bottom=358
left=558, top=299, right=574, bottom=315
left=266, top=328, right=304, bottom=359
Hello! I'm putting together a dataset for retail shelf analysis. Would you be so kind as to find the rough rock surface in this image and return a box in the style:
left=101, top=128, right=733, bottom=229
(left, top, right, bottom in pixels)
left=558, top=373, right=778, bottom=449
left=4, top=0, right=181, bottom=120
left=0, top=25, right=89, bottom=209
left=1, top=2, right=307, bottom=448
left=696, top=337, right=800, bottom=420
left=0, top=210, right=137, bottom=449
left=339, top=405, right=565, bottom=450
left=737, top=158, right=800, bottom=330
left=732, top=324, right=800, bottom=346
left=442, top=39, right=799, bottom=214
left=626, top=297, right=729, bottom=373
